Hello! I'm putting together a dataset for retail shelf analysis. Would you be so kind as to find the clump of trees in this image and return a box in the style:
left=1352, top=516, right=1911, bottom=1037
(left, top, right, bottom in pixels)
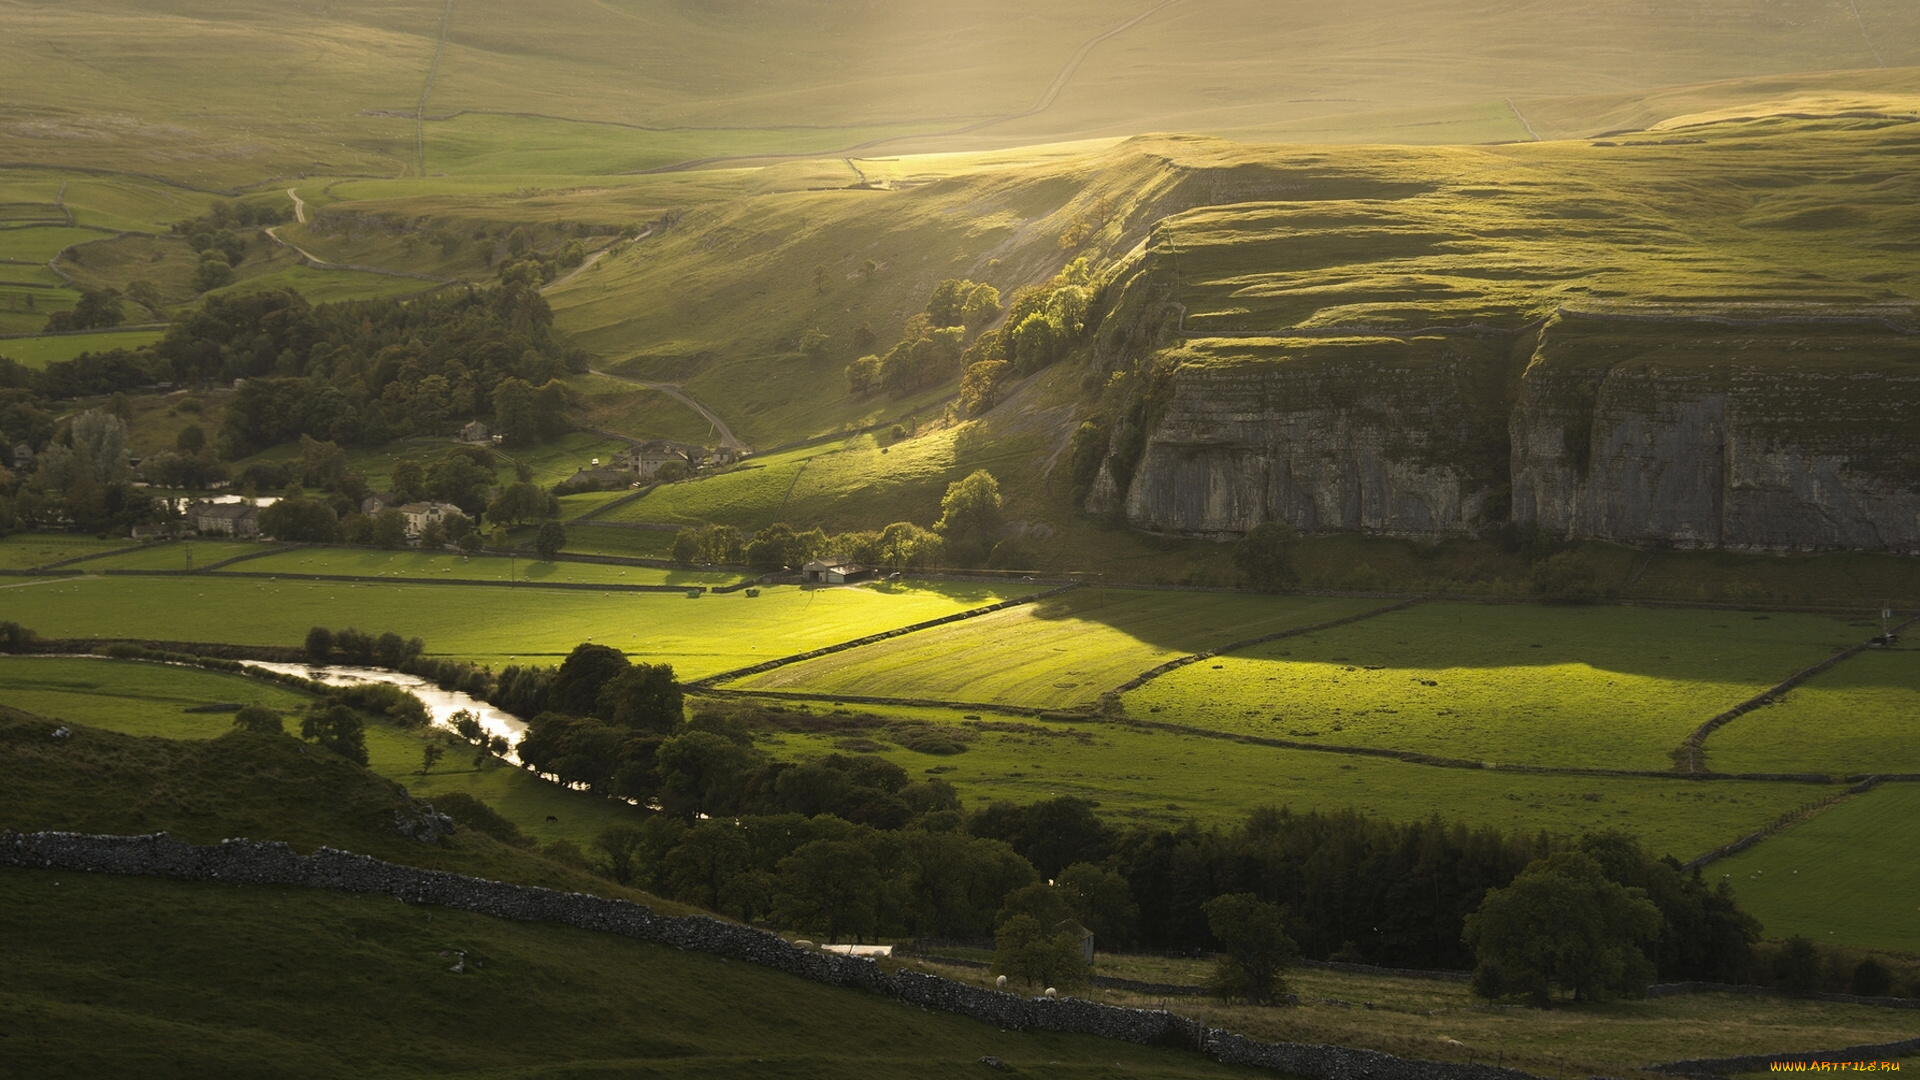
left=846, top=278, right=1000, bottom=396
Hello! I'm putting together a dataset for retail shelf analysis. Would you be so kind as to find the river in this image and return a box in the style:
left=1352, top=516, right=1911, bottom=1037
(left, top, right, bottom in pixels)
left=247, top=661, right=527, bottom=762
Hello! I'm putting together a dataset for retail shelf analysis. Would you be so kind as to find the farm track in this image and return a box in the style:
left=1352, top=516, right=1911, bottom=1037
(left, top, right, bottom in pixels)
left=587, top=368, right=745, bottom=452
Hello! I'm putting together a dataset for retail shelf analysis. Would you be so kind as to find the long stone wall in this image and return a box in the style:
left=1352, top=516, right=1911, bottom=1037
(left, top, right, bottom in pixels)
left=1, top=829, right=1549, bottom=1080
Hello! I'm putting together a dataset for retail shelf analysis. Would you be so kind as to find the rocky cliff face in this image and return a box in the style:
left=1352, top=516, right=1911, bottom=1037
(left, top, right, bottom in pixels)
left=1098, top=315, right=1920, bottom=552
left=1511, top=318, right=1920, bottom=553
left=1101, top=334, right=1519, bottom=537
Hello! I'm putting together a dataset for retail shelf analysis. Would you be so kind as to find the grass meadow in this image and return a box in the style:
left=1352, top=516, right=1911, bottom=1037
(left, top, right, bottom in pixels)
left=0, top=328, right=165, bottom=368
left=0, top=534, right=133, bottom=569
left=734, top=590, right=1383, bottom=708
left=747, top=703, right=1817, bottom=864
left=1706, top=645, right=1920, bottom=777
left=225, top=547, right=744, bottom=589
left=0, top=655, right=649, bottom=852
left=0, top=657, right=311, bottom=737
left=0, top=575, right=1028, bottom=677
left=1715, top=782, right=1920, bottom=954
left=80, top=539, right=260, bottom=571
left=1123, top=603, right=1864, bottom=771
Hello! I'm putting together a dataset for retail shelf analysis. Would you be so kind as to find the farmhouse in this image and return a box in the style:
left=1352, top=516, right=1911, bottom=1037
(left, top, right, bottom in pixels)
left=459, top=419, right=491, bottom=443
left=12, top=443, right=31, bottom=471
left=802, top=557, right=868, bottom=584
left=632, top=442, right=690, bottom=479
left=395, top=501, right=459, bottom=539
left=189, top=501, right=260, bottom=538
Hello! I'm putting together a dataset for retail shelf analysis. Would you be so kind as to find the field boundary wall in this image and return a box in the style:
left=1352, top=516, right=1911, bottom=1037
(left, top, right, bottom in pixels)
left=1649, top=1035, right=1920, bottom=1075
left=1677, top=616, right=1920, bottom=773
left=1645, top=980, right=1919, bottom=1010
left=0, top=828, right=1552, bottom=1080
left=1111, top=597, right=1421, bottom=693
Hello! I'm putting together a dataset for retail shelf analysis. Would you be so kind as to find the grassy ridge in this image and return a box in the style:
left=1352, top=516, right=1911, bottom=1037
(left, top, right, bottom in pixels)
left=735, top=590, right=1381, bottom=707
left=1123, top=604, right=1867, bottom=771
left=0, top=868, right=1250, bottom=1079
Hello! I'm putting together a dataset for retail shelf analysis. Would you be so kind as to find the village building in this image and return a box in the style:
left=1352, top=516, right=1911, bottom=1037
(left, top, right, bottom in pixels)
left=12, top=443, right=32, bottom=471
left=395, top=501, right=459, bottom=539
left=801, top=556, right=868, bottom=584
left=188, top=501, right=260, bottom=538
left=632, top=441, right=691, bottom=479
left=459, top=419, right=491, bottom=443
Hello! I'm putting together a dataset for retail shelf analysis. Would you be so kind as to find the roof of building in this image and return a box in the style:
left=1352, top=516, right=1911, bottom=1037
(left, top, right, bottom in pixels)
left=192, top=502, right=258, bottom=520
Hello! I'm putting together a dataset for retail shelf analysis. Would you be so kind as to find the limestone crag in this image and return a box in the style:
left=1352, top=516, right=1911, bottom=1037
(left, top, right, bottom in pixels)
left=1109, top=335, right=1517, bottom=538
left=1102, top=313, right=1920, bottom=552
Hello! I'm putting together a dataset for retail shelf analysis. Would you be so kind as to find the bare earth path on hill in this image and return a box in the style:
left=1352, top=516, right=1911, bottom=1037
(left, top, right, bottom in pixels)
left=541, top=227, right=651, bottom=294
left=588, top=367, right=746, bottom=452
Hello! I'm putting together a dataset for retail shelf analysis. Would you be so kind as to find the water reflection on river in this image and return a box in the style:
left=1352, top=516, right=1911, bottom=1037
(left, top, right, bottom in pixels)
left=248, top=661, right=526, bottom=763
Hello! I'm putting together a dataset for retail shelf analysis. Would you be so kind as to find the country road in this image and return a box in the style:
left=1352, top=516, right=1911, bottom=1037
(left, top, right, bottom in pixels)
left=287, top=187, right=306, bottom=224
left=589, top=368, right=746, bottom=452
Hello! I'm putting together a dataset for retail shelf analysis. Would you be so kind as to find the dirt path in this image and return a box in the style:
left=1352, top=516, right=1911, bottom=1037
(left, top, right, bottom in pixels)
left=1506, top=99, right=1539, bottom=141
left=416, top=0, right=455, bottom=176
left=587, top=367, right=745, bottom=452
left=286, top=187, right=306, bottom=224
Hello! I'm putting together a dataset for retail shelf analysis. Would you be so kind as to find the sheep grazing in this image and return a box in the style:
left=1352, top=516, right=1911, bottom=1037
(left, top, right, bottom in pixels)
left=995, top=975, right=1007, bottom=989
left=1044, top=988, right=1057, bottom=1000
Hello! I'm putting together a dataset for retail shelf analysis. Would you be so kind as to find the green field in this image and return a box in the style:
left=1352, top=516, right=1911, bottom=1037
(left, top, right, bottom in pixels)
left=750, top=706, right=1818, bottom=864
left=79, top=539, right=261, bottom=572
left=1716, top=782, right=1920, bottom=954
left=0, top=535, right=134, bottom=569
left=1706, top=645, right=1920, bottom=777
left=0, top=656, right=651, bottom=852
left=227, top=547, right=743, bottom=589
left=0, top=328, right=166, bottom=368
left=735, top=590, right=1383, bottom=708
left=0, top=656, right=311, bottom=738
left=1123, top=603, right=1864, bottom=771
left=0, top=868, right=1248, bottom=1079
left=1, top=575, right=1028, bottom=677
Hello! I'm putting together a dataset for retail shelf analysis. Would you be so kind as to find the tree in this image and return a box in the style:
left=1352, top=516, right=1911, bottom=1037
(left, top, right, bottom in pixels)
left=421, top=741, right=445, bottom=774
left=44, top=288, right=125, bottom=332
left=1204, top=893, right=1297, bottom=1004
left=1056, top=863, right=1139, bottom=948
left=258, top=495, right=339, bottom=542
left=845, top=354, right=880, bottom=394
left=933, top=469, right=1002, bottom=556
left=418, top=518, right=447, bottom=549
left=193, top=251, right=234, bottom=292
left=776, top=839, right=880, bottom=944
left=992, top=913, right=1089, bottom=990
left=959, top=359, right=1010, bottom=415
left=547, top=643, right=632, bottom=717
left=599, top=662, right=684, bottom=733
left=1773, top=936, right=1822, bottom=996
left=1851, top=957, right=1893, bottom=997
left=594, top=824, right=651, bottom=886
left=962, top=283, right=1001, bottom=327
left=389, top=458, right=426, bottom=503
left=231, top=705, right=283, bottom=735
left=534, top=520, right=567, bottom=561
left=426, top=454, right=494, bottom=513
left=175, top=425, right=206, bottom=455
left=487, top=481, right=555, bottom=526
left=1233, top=522, right=1299, bottom=590
left=662, top=821, right=752, bottom=910
left=457, top=529, right=484, bottom=553
left=300, top=705, right=369, bottom=765
left=304, top=626, right=333, bottom=662
left=1463, top=851, right=1663, bottom=1005
left=368, top=508, right=407, bottom=548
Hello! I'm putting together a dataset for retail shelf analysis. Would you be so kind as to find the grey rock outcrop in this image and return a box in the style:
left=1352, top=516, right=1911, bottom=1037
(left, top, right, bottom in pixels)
left=1100, top=313, right=1920, bottom=552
